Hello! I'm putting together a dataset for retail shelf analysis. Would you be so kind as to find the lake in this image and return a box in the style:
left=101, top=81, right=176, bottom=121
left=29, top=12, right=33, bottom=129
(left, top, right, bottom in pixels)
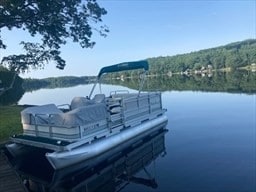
left=16, top=83, right=256, bottom=192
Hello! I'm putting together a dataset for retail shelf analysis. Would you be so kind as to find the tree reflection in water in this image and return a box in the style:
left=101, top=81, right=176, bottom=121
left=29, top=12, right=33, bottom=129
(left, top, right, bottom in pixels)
left=107, top=71, right=256, bottom=94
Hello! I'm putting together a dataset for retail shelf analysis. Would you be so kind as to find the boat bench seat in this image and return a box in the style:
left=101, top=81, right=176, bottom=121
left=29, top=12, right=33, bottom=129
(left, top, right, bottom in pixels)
left=70, top=94, right=105, bottom=110
left=21, top=103, right=107, bottom=128
left=21, top=104, right=63, bottom=125
left=50, top=103, right=107, bottom=127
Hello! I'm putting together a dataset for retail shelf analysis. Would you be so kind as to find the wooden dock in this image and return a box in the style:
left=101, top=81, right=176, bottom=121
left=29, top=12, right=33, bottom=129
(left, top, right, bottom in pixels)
left=0, top=150, right=27, bottom=192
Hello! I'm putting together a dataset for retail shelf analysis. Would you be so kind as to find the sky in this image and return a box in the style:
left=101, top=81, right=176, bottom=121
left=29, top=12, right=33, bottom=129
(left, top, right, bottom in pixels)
left=0, top=0, right=255, bottom=79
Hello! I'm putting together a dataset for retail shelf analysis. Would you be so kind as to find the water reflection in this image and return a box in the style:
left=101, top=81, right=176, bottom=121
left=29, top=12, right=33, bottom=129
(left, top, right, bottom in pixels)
left=1, top=71, right=255, bottom=105
left=107, top=71, right=256, bottom=93
left=12, top=128, right=168, bottom=191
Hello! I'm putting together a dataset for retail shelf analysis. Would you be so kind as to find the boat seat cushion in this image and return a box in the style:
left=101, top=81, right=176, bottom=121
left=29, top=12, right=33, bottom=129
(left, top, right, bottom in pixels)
left=92, top=94, right=105, bottom=103
left=70, top=97, right=95, bottom=110
left=21, top=104, right=63, bottom=124
left=70, top=95, right=105, bottom=110
left=50, top=103, right=107, bottom=127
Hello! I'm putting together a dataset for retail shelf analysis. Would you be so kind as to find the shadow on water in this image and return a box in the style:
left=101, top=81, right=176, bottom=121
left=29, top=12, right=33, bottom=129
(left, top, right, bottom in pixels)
left=5, top=127, right=168, bottom=192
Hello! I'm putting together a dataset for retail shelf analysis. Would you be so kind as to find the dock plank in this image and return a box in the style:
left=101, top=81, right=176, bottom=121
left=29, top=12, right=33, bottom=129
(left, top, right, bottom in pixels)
left=0, top=150, right=27, bottom=192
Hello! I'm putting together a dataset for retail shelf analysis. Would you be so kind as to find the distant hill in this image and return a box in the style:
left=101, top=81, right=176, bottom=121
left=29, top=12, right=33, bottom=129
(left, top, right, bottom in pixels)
left=147, top=39, right=256, bottom=75
left=22, top=76, right=96, bottom=91
left=1, top=39, right=255, bottom=92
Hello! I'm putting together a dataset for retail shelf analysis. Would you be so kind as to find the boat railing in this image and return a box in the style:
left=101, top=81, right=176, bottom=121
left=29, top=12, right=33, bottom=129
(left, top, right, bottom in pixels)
left=34, top=113, right=52, bottom=124
left=21, top=103, right=108, bottom=141
left=106, top=92, right=164, bottom=129
left=20, top=92, right=164, bottom=142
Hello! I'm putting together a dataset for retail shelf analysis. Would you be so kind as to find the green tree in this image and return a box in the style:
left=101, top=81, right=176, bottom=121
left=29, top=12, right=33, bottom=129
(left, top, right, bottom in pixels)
left=0, top=0, right=108, bottom=73
left=146, top=39, right=256, bottom=74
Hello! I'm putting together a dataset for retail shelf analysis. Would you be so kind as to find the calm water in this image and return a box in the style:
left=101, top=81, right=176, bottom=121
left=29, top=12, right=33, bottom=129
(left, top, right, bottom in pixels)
left=18, top=84, right=256, bottom=191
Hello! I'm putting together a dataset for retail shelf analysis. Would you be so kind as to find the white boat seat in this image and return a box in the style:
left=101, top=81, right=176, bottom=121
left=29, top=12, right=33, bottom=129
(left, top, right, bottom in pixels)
left=70, top=94, right=105, bottom=110
left=92, top=94, right=105, bottom=103
left=50, top=103, right=107, bottom=127
left=70, top=97, right=95, bottom=110
left=21, top=104, right=63, bottom=124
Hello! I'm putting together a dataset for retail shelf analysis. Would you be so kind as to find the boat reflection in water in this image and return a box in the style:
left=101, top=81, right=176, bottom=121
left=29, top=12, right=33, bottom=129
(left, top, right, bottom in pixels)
left=13, top=126, right=168, bottom=191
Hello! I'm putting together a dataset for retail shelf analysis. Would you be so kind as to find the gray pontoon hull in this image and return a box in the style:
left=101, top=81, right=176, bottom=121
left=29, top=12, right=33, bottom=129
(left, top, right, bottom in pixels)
left=46, top=115, right=168, bottom=169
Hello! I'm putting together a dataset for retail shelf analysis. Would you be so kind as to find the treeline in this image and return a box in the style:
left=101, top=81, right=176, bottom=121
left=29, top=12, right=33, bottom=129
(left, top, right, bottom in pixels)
left=1, top=39, right=256, bottom=94
left=107, top=71, right=256, bottom=94
left=23, top=76, right=96, bottom=91
left=147, top=39, right=256, bottom=75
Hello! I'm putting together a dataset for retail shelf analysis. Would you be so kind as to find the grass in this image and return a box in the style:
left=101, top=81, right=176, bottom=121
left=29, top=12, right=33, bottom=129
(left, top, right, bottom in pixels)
left=0, top=105, right=24, bottom=143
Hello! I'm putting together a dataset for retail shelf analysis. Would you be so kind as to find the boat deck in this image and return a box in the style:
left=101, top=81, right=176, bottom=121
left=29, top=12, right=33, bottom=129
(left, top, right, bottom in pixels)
left=10, top=135, right=72, bottom=151
left=12, top=135, right=71, bottom=146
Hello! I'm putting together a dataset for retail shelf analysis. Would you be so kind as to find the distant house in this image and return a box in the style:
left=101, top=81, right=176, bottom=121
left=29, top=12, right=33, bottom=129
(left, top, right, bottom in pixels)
left=251, top=63, right=256, bottom=72
left=167, top=71, right=172, bottom=77
left=207, top=65, right=213, bottom=69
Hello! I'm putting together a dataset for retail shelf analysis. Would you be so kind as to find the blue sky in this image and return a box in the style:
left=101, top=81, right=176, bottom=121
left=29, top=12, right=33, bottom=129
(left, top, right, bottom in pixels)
left=0, top=0, right=255, bottom=78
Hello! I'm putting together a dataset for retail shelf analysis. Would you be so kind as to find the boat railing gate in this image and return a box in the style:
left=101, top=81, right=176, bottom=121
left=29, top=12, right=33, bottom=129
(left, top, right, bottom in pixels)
left=106, top=92, right=164, bottom=131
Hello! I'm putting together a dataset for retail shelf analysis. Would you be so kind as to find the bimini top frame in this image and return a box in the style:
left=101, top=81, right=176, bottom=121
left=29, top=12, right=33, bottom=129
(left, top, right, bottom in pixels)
left=88, top=60, right=149, bottom=99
